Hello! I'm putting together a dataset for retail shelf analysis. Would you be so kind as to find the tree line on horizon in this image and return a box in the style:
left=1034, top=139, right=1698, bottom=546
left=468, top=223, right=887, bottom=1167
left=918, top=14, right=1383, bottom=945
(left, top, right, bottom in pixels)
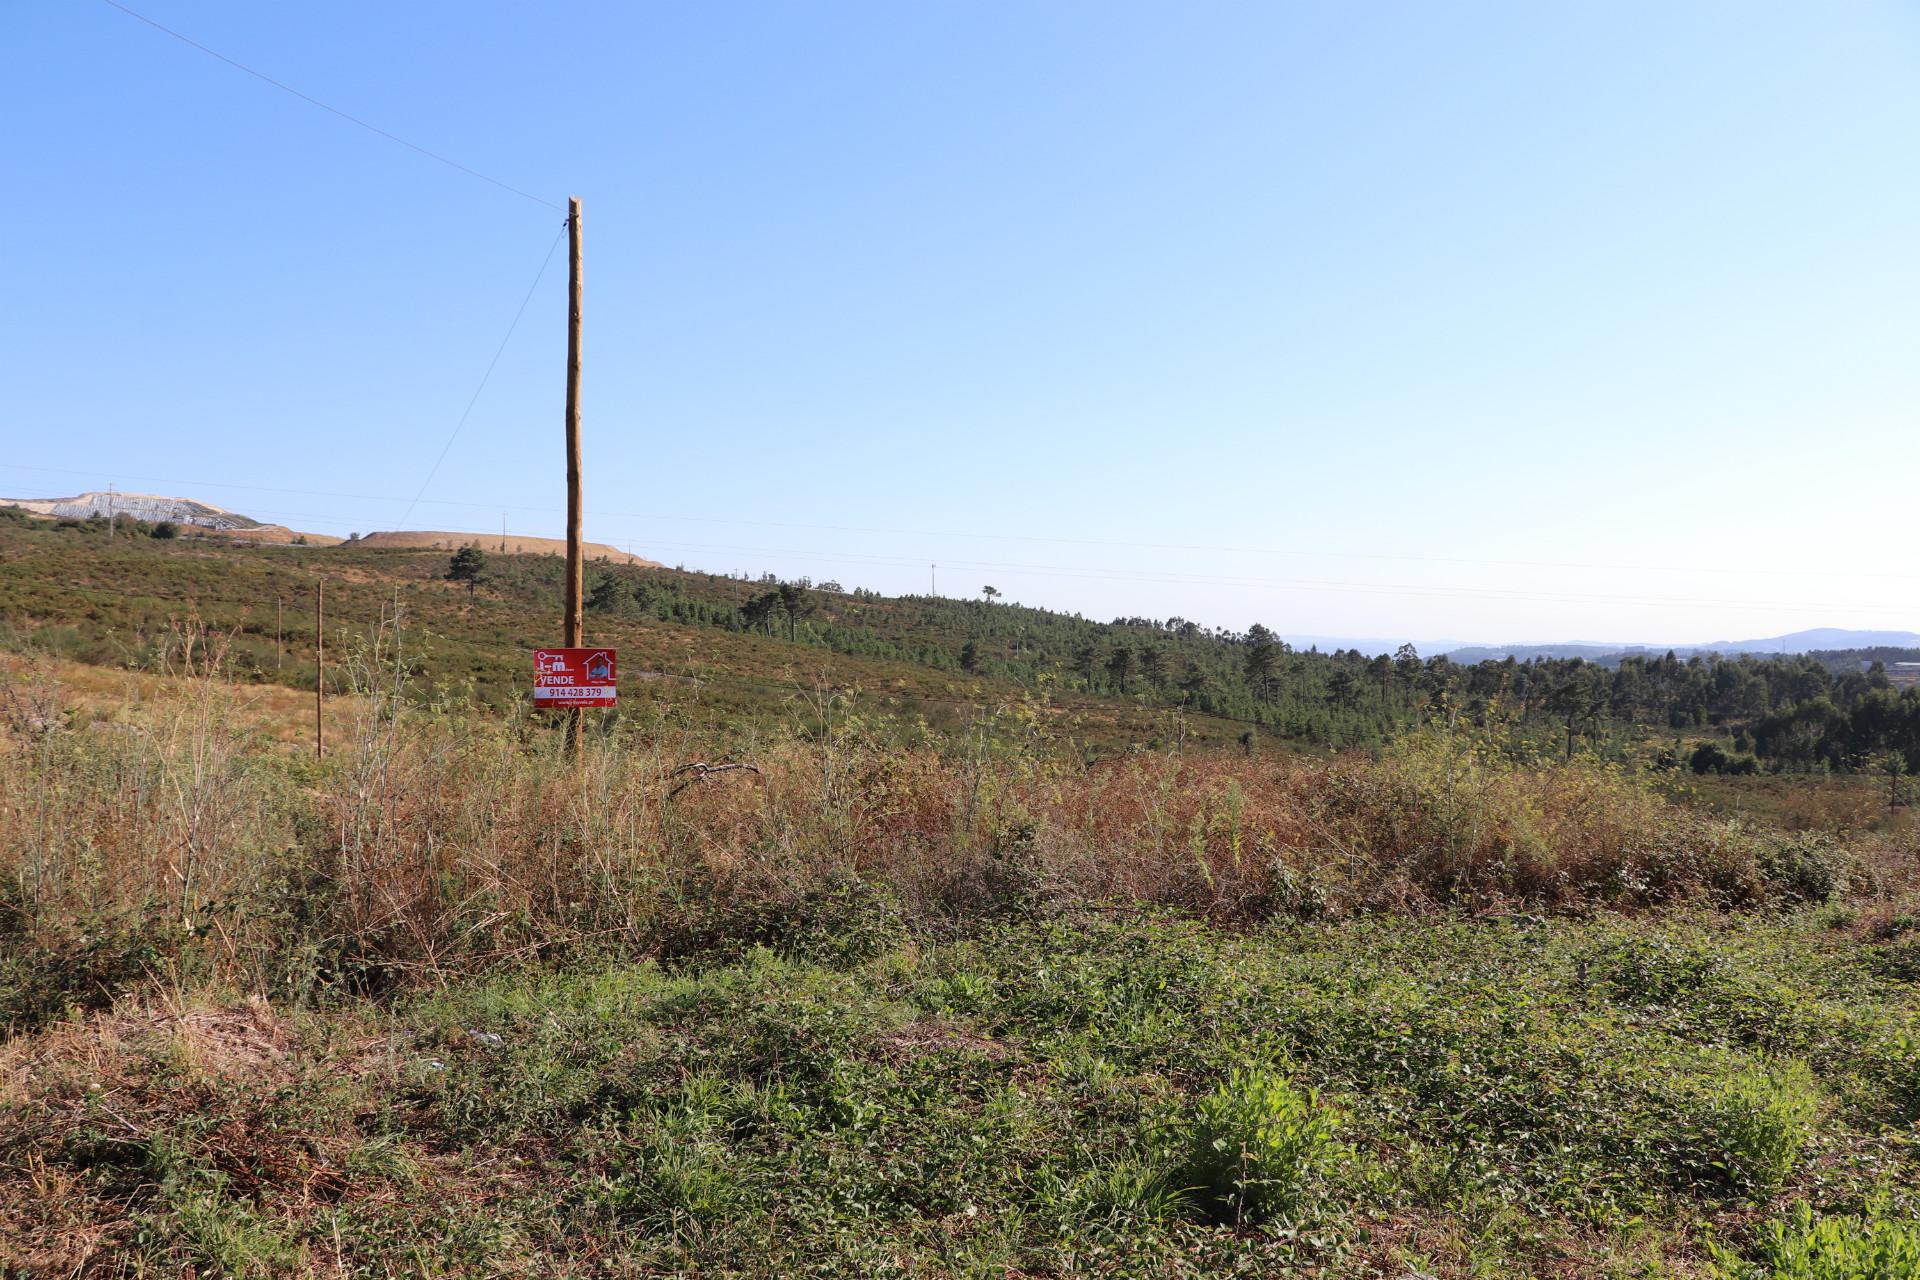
left=535, top=551, right=1920, bottom=772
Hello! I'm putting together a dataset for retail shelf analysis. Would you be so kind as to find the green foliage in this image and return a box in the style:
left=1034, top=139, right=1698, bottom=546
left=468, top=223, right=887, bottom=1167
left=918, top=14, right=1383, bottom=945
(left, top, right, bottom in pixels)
left=773, top=875, right=910, bottom=968
left=142, top=1167, right=302, bottom=1278
left=1592, top=936, right=1727, bottom=1006
left=1702, top=1062, right=1820, bottom=1195
left=1175, top=1067, right=1341, bottom=1225
left=1714, top=1202, right=1920, bottom=1279
left=1759, top=833, right=1848, bottom=903
left=8, top=910, right=1920, bottom=1276
left=444, top=544, right=486, bottom=596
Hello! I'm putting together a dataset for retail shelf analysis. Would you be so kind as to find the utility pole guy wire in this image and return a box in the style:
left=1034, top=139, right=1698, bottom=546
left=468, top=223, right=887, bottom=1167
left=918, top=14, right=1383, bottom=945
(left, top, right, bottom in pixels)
left=97, top=0, right=563, bottom=212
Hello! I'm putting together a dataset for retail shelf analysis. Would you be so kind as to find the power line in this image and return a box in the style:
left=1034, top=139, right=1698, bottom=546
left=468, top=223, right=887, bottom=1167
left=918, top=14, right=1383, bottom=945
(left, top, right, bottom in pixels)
left=96, top=0, right=563, bottom=212
left=394, top=223, right=568, bottom=531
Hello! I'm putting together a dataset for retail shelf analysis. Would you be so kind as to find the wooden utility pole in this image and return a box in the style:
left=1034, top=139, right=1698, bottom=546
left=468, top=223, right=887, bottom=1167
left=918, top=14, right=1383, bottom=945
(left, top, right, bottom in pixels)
left=276, top=597, right=283, bottom=671
left=563, top=196, right=585, bottom=753
left=314, top=580, right=324, bottom=759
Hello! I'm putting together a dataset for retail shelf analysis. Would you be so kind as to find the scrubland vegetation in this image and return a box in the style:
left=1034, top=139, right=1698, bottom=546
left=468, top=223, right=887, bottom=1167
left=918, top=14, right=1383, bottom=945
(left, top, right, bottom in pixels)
left=2, top=626, right=1918, bottom=1278
left=9, top=509, right=1920, bottom=776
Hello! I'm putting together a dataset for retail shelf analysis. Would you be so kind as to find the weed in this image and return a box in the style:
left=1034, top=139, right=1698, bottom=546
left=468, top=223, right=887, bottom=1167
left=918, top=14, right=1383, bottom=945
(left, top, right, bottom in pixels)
left=1174, top=1067, right=1342, bottom=1226
left=1713, top=1201, right=1920, bottom=1278
left=1701, top=1062, right=1820, bottom=1196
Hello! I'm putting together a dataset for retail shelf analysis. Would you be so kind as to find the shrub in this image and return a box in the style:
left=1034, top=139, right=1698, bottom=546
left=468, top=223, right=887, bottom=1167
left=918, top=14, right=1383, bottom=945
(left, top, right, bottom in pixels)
left=1758, top=833, right=1848, bottom=904
left=1175, top=1067, right=1340, bottom=1225
left=656, top=873, right=908, bottom=970
left=1877, top=1031, right=1920, bottom=1118
left=1870, top=939, right=1920, bottom=984
left=774, top=874, right=910, bottom=967
left=1703, top=1062, right=1819, bottom=1196
left=1692, top=742, right=1760, bottom=775
left=150, top=520, right=179, bottom=540
left=1692, top=743, right=1730, bottom=774
left=0, top=883, right=182, bottom=1033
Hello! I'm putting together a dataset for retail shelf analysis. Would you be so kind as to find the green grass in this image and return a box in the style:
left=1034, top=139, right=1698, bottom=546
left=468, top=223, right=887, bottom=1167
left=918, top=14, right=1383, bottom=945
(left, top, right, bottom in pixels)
left=7, top=911, right=1917, bottom=1276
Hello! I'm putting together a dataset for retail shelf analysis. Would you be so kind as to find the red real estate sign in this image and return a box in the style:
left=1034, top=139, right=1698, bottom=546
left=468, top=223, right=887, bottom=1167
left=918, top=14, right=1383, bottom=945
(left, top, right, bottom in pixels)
left=533, top=647, right=617, bottom=707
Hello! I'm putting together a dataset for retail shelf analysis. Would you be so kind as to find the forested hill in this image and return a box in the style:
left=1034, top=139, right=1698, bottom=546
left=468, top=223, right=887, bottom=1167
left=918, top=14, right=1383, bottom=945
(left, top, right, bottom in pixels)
left=575, top=551, right=1920, bottom=768
left=4, top=504, right=1920, bottom=769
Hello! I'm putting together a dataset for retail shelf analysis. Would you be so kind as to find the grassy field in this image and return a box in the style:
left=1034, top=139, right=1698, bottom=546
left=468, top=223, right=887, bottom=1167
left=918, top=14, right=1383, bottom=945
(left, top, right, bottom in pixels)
left=2, top=652, right=1918, bottom=1277
left=5, top=907, right=1919, bottom=1276
left=8, top=509, right=1920, bottom=786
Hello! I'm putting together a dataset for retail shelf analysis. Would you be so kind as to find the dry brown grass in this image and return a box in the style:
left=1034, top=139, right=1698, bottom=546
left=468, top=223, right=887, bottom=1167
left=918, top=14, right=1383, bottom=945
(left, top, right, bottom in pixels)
left=0, top=994, right=287, bottom=1270
left=0, top=650, right=365, bottom=749
left=2, top=654, right=1907, bottom=1017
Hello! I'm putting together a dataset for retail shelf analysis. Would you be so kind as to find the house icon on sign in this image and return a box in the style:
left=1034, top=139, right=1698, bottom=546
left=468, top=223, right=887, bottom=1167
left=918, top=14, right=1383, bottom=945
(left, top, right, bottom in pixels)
left=584, top=652, right=614, bottom=681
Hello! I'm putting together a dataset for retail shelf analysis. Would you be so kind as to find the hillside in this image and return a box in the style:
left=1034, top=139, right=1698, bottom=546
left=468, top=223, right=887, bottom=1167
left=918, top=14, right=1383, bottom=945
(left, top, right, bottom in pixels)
left=0, top=508, right=1261, bottom=749
left=3, top=494, right=669, bottom=563
left=0, top=492, right=337, bottom=547
left=1704, top=626, right=1920, bottom=654
left=6, top=501, right=1920, bottom=1279
left=7, top=506, right=1920, bottom=773
left=4, top=490, right=263, bottom=529
left=4, top=606, right=1919, bottom=1278
left=350, top=529, right=659, bottom=566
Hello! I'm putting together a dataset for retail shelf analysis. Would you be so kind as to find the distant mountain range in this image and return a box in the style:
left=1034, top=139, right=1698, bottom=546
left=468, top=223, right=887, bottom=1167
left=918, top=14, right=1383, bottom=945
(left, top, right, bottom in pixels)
left=1265, top=632, right=1920, bottom=664
left=1440, top=630, right=1920, bottom=664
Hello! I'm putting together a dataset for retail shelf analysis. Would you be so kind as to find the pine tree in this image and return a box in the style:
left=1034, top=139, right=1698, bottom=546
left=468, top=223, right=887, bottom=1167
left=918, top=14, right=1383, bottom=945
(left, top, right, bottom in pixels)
left=446, top=545, right=487, bottom=598
left=1244, top=624, right=1281, bottom=701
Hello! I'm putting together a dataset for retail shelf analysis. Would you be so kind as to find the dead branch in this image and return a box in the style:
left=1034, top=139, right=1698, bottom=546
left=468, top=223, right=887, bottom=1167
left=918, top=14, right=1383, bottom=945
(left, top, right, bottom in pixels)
left=666, top=761, right=763, bottom=800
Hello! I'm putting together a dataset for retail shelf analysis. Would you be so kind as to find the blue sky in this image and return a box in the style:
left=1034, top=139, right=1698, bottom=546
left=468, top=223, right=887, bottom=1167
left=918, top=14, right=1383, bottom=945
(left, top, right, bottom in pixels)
left=5, top=1, right=1918, bottom=645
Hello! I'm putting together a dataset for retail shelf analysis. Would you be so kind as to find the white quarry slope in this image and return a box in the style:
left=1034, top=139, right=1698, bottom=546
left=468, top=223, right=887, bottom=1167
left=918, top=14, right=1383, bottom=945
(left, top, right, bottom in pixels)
left=4, top=491, right=262, bottom=529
